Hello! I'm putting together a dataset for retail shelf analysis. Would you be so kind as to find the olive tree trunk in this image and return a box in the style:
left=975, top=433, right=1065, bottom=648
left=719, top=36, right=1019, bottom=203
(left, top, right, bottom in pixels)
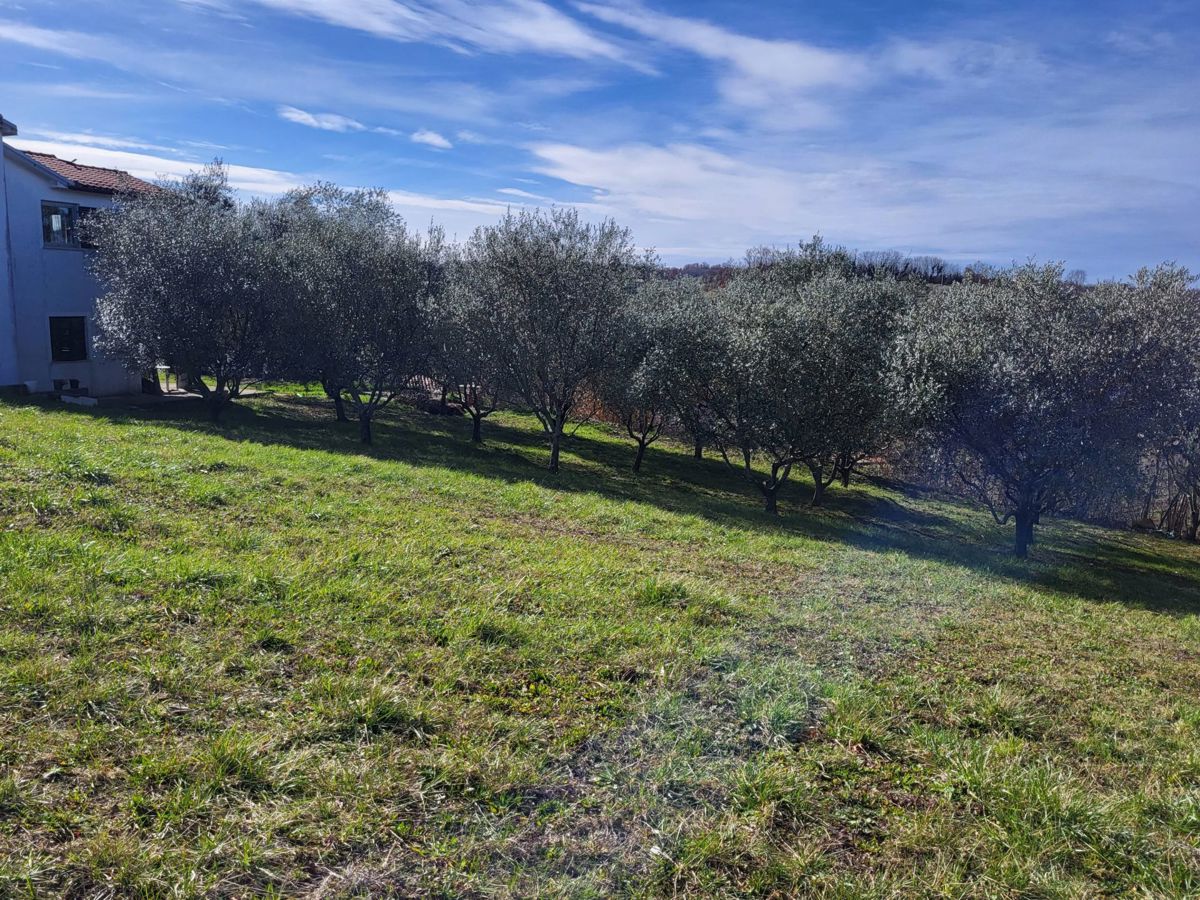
left=1014, top=506, right=1036, bottom=557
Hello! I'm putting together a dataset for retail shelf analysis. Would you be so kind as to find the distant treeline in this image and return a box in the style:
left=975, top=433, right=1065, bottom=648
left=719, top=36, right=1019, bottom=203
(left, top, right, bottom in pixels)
left=663, top=249, right=968, bottom=286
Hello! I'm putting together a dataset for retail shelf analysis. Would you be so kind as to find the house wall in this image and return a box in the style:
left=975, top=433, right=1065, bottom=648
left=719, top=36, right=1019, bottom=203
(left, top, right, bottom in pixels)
left=3, top=149, right=140, bottom=396
left=0, top=140, right=18, bottom=387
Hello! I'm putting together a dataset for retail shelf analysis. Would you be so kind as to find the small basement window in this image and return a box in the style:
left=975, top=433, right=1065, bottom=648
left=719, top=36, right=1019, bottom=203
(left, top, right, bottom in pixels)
left=49, top=316, right=88, bottom=362
left=42, top=202, right=79, bottom=248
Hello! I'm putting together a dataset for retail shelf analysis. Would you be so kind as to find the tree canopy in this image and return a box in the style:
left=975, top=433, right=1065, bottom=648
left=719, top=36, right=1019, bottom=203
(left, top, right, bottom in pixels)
left=896, top=262, right=1199, bottom=555
left=458, top=208, right=652, bottom=472
left=89, top=164, right=282, bottom=420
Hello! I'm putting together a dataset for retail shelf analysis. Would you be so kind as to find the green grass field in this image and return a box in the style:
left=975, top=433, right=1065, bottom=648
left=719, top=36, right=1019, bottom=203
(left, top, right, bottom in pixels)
left=1, top=391, right=1199, bottom=897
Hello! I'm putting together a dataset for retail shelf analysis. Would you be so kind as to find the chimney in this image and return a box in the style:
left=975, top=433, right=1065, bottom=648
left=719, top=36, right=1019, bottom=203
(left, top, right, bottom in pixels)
left=0, top=115, right=16, bottom=138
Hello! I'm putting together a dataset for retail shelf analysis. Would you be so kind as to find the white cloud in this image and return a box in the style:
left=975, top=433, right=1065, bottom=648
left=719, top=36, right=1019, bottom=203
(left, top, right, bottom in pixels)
left=455, top=129, right=489, bottom=143
left=0, top=19, right=111, bottom=57
left=387, top=189, right=506, bottom=214
left=8, top=140, right=306, bottom=195
left=278, top=105, right=367, bottom=132
left=497, top=187, right=552, bottom=201
left=5, top=82, right=149, bottom=101
left=23, top=130, right=183, bottom=155
left=575, top=4, right=1051, bottom=130
left=386, top=189, right=517, bottom=240
left=527, top=121, right=1200, bottom=262
left=576, top=2, right=866, bottom=128
left=1103, top=29, right=1175, bottom=55
left=0, top=20, right=502, bottom=124
left=882, top=38, right=1048, bottom=84
left=244, top=0, right=634, bottom=64
left=411, top=128, right=452, bottom=149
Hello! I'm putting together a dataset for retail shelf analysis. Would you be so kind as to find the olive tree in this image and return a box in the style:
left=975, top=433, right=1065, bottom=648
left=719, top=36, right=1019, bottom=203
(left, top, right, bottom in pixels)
left=702, top=276, right=823, bottom=513
left=895, top=262, right=1197, bottom=556
left=642, top=278, right=727, bottom=460
left=703, top=269, right=909, bottom=511
left=781, top=273, right=914, bottom=500
left=331, top=216, right=444, bottom=445
left=1158, top=431, right=1200, bottom=540
left=459, top=208, right=651, bottom=472
left=89, top=164, right=280, bottom=421
left=270, top=183, right=445, bottom=444
left=594, top=288, right=674, bottom=473
left=432, top=255, right=505, bottom=444
left=1143, top=281, right=1200, bottom=539
left=271, top=185, right=375, bottom=421
left=736, top=240, right=915, bottom=498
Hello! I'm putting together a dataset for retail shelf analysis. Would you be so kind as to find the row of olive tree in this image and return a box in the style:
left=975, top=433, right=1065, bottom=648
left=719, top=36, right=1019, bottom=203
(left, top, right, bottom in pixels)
left=598, top=253, right=917, bottom=512
left=87, top=165, right=1200, bottom=556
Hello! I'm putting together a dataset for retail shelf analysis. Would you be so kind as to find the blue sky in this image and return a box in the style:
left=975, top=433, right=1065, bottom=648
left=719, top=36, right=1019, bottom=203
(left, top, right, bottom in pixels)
left=1, top=0, right=1196, bottom=276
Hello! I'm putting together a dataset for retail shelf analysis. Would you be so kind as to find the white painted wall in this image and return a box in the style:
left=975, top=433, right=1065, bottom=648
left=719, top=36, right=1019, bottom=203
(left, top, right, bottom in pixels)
left=1, top=145, right=140, bottom=396
left=0, top=135, right=18, bottom=387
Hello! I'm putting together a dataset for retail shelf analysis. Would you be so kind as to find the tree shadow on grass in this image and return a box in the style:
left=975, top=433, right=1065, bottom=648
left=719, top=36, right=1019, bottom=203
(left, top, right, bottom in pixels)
left=28, top=393, right=1200, bottom=619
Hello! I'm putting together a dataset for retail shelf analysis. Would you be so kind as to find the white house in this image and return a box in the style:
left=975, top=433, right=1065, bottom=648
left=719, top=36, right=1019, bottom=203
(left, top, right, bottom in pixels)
left=0, top=114, right=155, bottom=397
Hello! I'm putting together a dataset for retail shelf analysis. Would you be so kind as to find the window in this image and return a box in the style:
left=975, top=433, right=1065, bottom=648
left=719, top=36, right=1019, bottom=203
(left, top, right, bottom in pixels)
left=77, top=206, right=100, bottom=250
left=49, top=316, right=87, bottom=362
left=42, top=202, right=79, bottom=248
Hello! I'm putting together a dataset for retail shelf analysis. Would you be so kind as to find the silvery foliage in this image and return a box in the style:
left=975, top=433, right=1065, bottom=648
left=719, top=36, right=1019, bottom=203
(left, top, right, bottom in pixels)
left=637, top=277, right=725, bottom=458
left=703, top=266, right=911, bottom=512
left=88, top=164, right=283, bottom=419
left=459, top=207, right=653, bottom=472
left=894, top=261, right=1199, bottom=556
left=433, top=252, right=506, bottom=443
left=1143, top=271, right=1200, bottom=539
left=276, top=184, right=446, bottom=444
left=742, top=252, right=915, bottom=501
left=594, top=280, right=683, bottom=472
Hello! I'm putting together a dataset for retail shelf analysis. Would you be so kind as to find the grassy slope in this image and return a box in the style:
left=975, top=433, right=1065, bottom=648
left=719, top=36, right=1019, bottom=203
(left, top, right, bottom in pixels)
left=0, top=392, right=1198, bottom=898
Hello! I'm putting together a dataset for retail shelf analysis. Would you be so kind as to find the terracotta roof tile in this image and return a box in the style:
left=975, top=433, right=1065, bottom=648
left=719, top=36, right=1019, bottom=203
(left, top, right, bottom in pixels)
left=21, top=151, right=157, bottom=194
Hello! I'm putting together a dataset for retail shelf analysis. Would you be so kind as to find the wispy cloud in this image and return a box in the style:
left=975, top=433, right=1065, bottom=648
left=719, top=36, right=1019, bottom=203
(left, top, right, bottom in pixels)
left=576, top=2, right=865, bottom=128
left=277, top=105, right=367, bottom=133
left=1104, top=27, right=1176, bottom=55
left=497, top=187, right=552, bottom=201
left=1, top=0, right=1195, bottom=275
left=411, top=128, right=452, bottom=149
left=455, top=129, right=490, bottom=144
left=0, top=19, right=114, bottom=57
left=881, top=37, right=1048, bottom=85
left=277, top=105, right=410, bottom=137
left=0, top=19, right=502, bottom=123
left=527, top=98, right=1200, bottom=263
left=574, top=3, right=1054, bottom=130
left=21, top=129, right=183, bottom=155
left=6, top=81, right=149, bottom=101
left=240, top=0, right=636, bottom=64
left=9, top=140, right=305, bottom=194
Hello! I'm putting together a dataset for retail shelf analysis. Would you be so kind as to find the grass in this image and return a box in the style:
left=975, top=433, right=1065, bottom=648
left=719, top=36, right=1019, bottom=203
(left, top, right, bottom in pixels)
left=0, top=390, right=1198, bottom=897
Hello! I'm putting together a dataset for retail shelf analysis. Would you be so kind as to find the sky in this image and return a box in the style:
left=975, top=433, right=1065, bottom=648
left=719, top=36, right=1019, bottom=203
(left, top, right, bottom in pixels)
left=0, top=0, right=1196, bottom=277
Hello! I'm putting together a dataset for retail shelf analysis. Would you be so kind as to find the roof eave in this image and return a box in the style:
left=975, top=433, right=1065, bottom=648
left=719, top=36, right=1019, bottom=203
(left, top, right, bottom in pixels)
left=0, top=116, right=16, bottom=138
left=4, top=144, right=81, bottom=190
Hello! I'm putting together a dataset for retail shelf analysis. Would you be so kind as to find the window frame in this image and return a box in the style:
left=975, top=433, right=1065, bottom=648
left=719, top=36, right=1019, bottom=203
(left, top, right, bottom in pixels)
left=48, top=315, right=89, bottom=363
left=41, top=201, right=81, bottom=250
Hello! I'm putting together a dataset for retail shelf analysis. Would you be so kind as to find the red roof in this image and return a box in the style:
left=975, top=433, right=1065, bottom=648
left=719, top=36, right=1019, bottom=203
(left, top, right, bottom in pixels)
left=20, top=151, right=157, bottom=194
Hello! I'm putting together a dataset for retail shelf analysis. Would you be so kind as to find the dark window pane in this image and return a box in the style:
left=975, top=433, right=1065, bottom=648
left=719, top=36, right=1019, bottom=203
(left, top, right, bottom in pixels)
left=49, top=316, right=87, bottom=362
left=78, top=207, right=99, bottom=250
left=41, top=202, right=78, bottom=248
